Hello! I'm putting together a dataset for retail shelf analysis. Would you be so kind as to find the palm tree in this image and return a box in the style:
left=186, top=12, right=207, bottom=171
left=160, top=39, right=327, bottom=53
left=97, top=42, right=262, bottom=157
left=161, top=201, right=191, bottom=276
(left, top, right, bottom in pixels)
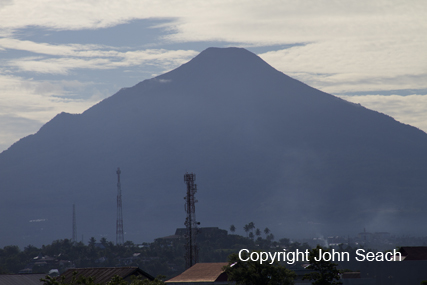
left=249, top=232, right=254, bottom=240
left=248, top=222, right=255, bottom=232
left=230, top=225, right=236, bottom=234
left=244, top=224, right=250, bottom=237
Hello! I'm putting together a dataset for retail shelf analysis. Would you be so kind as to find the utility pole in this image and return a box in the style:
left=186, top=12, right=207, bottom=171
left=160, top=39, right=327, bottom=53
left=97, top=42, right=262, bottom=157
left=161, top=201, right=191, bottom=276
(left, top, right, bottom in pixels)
left=184, top=172, right=199, bottom=268
left=116, top=167, right=124, bottom=245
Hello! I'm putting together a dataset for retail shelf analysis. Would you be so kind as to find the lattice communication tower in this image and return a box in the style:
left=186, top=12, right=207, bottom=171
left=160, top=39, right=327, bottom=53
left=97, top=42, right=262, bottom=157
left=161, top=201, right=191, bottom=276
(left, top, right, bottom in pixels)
left=116, top=167, right=124, bottom=245
left=184, top=172, right=199, bottom=268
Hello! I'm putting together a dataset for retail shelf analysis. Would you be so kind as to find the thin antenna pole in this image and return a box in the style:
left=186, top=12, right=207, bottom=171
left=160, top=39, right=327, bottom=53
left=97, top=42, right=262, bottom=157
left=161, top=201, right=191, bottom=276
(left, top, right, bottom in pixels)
left=72, top=204, right=77, bottom=243
left=116, top=167, right=124, bottom=245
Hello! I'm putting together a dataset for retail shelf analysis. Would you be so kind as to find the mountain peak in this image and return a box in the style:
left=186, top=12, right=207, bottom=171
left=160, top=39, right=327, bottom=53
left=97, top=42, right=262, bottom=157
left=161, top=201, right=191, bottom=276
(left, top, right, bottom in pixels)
left=157, top=47, right=281, bottom=83
left=196, top=47, right=258, bottom=59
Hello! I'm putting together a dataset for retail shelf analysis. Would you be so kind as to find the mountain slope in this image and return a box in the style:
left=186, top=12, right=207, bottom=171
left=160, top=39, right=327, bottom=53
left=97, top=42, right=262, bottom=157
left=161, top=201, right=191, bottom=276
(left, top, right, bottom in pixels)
left=1, top=47, right=427, bottom=247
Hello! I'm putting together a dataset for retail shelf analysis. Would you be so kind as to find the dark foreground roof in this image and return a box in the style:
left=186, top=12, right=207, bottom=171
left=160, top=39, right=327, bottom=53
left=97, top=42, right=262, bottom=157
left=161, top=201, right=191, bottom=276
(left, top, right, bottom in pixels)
left=399, top=246, right=427, bottom=260
left=166, top=263, right=229, bottom=283
left=0, top=274, right=45, bottom=285
left=60, top=267, right=154, bottom=284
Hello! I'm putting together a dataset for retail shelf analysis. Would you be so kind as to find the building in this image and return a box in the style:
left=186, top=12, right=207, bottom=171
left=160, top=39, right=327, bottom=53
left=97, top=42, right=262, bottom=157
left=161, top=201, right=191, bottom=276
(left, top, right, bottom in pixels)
left=157, top=227, right=228, bottom=243
left=166, top=263, right=230, bottom=285
left=59, top=267, right=154, bottom=284
left=0, top=274, right=46, bottom=285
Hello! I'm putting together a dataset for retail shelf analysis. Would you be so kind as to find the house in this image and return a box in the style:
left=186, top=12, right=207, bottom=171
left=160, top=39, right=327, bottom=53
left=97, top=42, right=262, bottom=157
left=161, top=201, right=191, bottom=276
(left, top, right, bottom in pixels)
left=175, top=227, right=228, bottom=239
left=165, top=263, right=230, bottom=284
left=59, top=267, right=154, bottom=284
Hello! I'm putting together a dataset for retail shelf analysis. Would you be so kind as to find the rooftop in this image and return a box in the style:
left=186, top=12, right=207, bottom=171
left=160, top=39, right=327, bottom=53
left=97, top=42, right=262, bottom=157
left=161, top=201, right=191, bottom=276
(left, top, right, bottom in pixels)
left=0, top=274, right=45, bottom=285
left=400, top=246, right=427, bottom=260
left=60, top=267, right=154, bottom=284
left=166, top=263, right=229, bottom=283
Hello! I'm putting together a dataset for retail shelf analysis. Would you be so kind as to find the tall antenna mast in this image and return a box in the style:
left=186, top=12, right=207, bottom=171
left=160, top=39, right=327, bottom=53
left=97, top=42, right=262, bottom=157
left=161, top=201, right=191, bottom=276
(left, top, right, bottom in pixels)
left=184, top=172, right=199, bottom=268
left=116, top=167, right=124, bottom=245
left=72, top=204, right=77, bottom=243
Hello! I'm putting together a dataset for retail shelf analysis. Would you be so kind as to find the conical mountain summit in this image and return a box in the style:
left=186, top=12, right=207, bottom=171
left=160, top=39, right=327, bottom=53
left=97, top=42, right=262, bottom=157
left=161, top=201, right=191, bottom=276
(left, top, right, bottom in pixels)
left=1, top=47, right=427, bottom=247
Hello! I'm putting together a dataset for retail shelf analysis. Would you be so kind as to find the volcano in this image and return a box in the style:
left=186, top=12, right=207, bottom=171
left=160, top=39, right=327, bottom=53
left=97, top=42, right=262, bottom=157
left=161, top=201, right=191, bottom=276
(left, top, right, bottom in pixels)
left=1, top=47, right=427, bottom=247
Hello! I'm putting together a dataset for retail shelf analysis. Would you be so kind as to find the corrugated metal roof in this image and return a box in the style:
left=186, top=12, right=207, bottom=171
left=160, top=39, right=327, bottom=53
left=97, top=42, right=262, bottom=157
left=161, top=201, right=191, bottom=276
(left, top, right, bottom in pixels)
left=166, top=263, right=229, bottom=283
left=0, top=274, right=45, bottom=285
left=60, top=267, right=154, bottom=284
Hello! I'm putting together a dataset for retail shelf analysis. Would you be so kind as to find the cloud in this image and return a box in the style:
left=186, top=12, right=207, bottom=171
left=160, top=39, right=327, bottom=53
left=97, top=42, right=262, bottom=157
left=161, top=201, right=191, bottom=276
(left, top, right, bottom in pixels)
left=9, top=57, right=113, bottom=74
left=259, top=37, right=427, bottom=94
left=7, top=49, right=198, bottom=74
left=0, top=38, right=112, bottom=57
left=0, top=74, right=100, bottom=122
left=1, top=0, right=425, bottom=93
left=0, top=115, right=42, bottom=153
left=0, top=38, right=198, bottom=74
left=1, top=1, right=424, bottom=43
left=338, top=94, right=427, bottom=134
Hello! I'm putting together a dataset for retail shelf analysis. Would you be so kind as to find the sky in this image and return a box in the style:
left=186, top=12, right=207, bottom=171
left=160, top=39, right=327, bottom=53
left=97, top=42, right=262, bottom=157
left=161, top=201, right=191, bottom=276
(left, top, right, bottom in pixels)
left=0, top=0, right=426, bottom=152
